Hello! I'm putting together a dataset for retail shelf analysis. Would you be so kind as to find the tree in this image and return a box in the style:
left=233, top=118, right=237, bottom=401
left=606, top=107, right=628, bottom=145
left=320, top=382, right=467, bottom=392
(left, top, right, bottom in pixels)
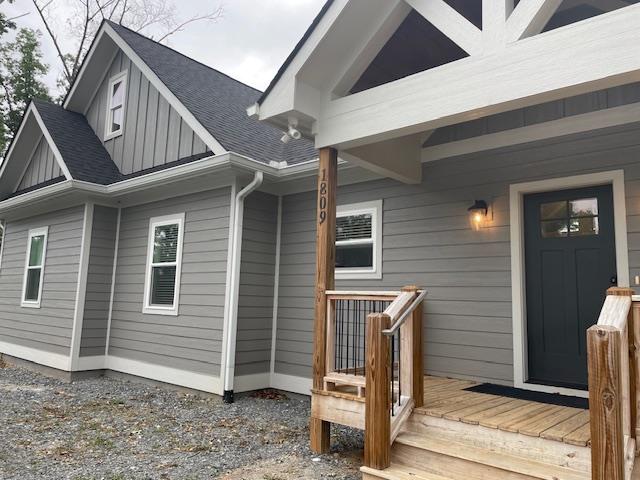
left=0, top=28, right=51, bottom=154
left=32, top=0, right=224, bottom=93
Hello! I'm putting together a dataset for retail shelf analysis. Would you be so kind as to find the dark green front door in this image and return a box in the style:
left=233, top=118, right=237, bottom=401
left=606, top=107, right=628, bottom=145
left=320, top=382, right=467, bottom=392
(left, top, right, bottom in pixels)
left=524, top=184, right=617, bottom=390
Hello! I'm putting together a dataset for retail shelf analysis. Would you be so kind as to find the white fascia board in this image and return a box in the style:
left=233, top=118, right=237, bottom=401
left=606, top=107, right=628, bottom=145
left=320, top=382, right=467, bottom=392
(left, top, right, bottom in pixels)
left=30, top=105, right=73, bottom=180
left=315, top=4, right=640, bottom=149
left=0, top=104, right=72, bottom=184
left=258, top=0, right=349, bottom=120
left=72, top=23, right=226, bottom=156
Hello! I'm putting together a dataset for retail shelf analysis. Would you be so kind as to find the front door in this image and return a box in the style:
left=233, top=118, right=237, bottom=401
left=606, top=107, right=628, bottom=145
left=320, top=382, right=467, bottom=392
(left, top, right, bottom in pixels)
left=524, top=184, right=616, bottom=390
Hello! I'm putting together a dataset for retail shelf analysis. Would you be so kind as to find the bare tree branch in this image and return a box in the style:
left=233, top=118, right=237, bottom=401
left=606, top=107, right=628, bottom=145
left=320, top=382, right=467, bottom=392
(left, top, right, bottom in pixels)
left=155, top=8, right=223, bottom=42
left=31, top=0, right=73, bottom=81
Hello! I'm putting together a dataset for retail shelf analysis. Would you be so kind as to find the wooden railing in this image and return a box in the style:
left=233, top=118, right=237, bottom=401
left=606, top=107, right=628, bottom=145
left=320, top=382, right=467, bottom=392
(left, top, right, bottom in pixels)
left=364, top=286, right=425, bottom=470
left=588, top=287, right=639, bottom=480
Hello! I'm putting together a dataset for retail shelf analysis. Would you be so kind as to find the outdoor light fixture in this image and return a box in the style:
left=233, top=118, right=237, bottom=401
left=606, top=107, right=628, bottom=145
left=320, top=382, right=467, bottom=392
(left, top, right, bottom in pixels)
left=468, top=200, right=488, bottom=231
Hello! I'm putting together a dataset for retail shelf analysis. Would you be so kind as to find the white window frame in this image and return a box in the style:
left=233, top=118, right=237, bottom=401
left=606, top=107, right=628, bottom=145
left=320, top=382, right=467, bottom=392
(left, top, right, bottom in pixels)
left=335, top=200, right=383, bottom=280
left=104, top=70, right=128, bottom=141
left=21, top=226, right=49, bottom=308
left=142, top=213, right=185, bottom=316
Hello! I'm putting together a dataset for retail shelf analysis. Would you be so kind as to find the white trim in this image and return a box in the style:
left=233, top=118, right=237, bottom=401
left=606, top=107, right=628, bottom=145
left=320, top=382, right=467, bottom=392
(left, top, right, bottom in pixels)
left=30, top=105, right=73, bottom=181
left=422, top=102, right=640, bottom=163
left=269, top=196, right=283, bottom=379
left=506, top=0, right=562, bottom=42
left=83, top=48, right=120, bottom=116
left=142, top=213, right=185, bottom=316
left=76, top=355, right=106, bottom=371
left=103, top=70, right=128, bottom=141
left=270, top=373, right=312, bottom=396
left=405, top=0, right=483, bottom=55
left=21, top=226, right=49, bottom=308
left=509, top=170, right=629, bottom=398
left=105, top=208, right=121, bottom=356
left=105, top=355, right=222, bottom=393
left=0, top=219, right=5, bottom=270
left=335, top=200, right=383, bottom=280
left=70, top=203, right=94, bottom=370
left=235, top=373, right=270, bottom=393
left=0, top=340, right=70, bottom=371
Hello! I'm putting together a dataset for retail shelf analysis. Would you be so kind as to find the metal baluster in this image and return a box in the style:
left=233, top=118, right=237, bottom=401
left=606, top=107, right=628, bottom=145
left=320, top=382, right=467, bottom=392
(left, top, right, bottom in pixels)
left=398, top=329, right=402, bottom=407
left=391, top=333, right=395, bottom=416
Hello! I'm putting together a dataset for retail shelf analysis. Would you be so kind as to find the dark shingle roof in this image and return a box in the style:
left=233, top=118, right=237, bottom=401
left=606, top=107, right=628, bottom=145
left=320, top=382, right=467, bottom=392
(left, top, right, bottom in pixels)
left=106, top=21, right=317, bottom=166
left=33, top=99, right=122, bottom=185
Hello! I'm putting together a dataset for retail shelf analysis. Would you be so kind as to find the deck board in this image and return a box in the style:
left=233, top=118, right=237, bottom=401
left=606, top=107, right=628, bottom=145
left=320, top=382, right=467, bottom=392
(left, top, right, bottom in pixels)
left=416, top=376, right=591, bottom=447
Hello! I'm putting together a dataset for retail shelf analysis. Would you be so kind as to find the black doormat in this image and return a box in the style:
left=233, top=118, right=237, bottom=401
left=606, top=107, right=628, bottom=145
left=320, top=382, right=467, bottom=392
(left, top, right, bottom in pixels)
left=464, top=383, right=589, bottom=409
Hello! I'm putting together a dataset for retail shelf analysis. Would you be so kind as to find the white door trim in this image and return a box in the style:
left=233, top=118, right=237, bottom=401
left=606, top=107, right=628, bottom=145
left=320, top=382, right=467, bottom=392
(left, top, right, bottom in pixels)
left=509, top=169, right=629, bottom=399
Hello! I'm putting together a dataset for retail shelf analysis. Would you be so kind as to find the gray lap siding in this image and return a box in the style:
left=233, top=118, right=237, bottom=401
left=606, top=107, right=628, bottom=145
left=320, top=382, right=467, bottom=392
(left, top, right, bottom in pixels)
left=80, top=206, right=119, bottom=357
left=235, top=192, right=278, bottom=377
left=108, top=188, right=230, bottom=376
left=274, top=122, right=640, bottom=385
left=0, top=206, right=84, bottom=356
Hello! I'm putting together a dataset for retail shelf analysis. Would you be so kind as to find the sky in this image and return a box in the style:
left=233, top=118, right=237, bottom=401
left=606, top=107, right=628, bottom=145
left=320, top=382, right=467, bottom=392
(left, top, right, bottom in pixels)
left=2, top=0, right=326, bottom=94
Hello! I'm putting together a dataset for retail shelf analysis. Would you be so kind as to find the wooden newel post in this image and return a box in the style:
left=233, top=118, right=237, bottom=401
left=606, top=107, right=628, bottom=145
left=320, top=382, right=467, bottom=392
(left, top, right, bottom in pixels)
left=365, top=312, right=392, bottom=470
left=402, top=285, right=424, bottom=408
left=310, top=147, right=338, bottom=454
left=588, top=324, right=624, bottom=480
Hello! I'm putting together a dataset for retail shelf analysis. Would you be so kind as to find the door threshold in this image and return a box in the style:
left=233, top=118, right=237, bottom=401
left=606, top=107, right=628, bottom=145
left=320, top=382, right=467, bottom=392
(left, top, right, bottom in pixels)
left=514, top=380, right=589, bottom=399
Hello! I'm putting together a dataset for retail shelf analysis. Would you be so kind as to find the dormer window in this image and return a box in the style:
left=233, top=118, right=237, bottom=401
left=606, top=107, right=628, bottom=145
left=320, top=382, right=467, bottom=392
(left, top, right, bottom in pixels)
left=105, top=71, right=127, bottom=140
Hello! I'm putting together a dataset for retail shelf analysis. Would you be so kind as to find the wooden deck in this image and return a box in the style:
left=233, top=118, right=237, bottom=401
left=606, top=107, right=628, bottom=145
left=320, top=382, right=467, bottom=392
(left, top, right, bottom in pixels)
left=417, top=376, right=591, bottom=447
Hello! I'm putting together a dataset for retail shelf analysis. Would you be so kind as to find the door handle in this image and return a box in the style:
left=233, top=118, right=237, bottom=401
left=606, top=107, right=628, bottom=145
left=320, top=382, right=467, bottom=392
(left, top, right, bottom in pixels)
left=610, top=275, right=618, bottom=286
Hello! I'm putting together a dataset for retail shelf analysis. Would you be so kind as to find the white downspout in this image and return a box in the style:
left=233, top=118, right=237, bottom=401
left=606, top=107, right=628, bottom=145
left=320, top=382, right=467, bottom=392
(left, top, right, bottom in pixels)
left=223, top=171, right=264, bottom=403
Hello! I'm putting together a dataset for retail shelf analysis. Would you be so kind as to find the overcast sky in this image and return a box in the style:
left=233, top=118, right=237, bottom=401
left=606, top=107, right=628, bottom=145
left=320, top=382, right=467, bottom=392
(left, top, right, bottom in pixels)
left=3, top=0, right=326, bottom=94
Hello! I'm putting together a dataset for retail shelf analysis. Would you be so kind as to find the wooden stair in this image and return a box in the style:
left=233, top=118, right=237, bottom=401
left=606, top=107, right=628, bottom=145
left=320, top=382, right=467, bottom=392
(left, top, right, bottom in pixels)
left=361, top=412, right=591, bottom=480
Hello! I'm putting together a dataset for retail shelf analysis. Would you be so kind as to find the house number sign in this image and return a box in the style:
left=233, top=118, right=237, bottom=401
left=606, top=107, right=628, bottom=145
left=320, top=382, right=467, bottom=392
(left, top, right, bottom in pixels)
left=319, top=168, right=328, bottom=225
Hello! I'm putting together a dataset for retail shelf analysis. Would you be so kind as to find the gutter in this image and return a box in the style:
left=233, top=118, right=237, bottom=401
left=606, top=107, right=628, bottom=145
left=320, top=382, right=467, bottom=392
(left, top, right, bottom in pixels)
left=223, top=171, right=264, bottom=403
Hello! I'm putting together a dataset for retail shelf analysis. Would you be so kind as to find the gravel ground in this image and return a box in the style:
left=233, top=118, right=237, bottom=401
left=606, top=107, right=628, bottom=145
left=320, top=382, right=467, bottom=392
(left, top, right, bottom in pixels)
left=0, top=362, right=363, bottom=480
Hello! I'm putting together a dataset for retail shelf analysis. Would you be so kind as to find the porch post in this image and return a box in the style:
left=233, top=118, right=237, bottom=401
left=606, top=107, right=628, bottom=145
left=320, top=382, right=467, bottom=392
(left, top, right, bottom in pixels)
left=310, top=147, right=338, bottom=453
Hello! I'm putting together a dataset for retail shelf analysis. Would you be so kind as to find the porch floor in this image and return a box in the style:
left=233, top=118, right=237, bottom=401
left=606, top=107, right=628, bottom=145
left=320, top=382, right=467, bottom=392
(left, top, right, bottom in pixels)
left=417, top=376, right=591, bottom=447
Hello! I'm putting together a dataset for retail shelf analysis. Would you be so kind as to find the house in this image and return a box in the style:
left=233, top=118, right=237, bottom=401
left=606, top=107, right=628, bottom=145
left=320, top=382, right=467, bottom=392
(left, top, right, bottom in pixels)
left=2, top=1, right=640, bottom=478
left=251, top=1, right=640, bottom=479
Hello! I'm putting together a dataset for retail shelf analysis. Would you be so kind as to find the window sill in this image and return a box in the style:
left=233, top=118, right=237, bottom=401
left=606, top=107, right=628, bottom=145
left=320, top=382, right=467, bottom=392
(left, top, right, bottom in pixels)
left=104, top=130, right=123, bottom=142
left=335, top=270, right=382, bottom=280
left=21, top=301, right=41, bottom=309
left=142, top=306, right=179, bottom=316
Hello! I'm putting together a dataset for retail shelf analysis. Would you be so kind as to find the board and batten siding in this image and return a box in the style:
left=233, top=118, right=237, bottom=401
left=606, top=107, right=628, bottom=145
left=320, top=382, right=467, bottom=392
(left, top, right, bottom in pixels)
left=16, top=136, right=63, bottom=191
left=85, top=50, right=208, bottom=175
left=0, top=206, right=84, bottom=356
left=108, top=188, right=230, bottom=376
left=235, top=192, right=278, bottom=376
left=79, top=206, right=118, bottom=357
left=274, top=121, right=640, bottom=385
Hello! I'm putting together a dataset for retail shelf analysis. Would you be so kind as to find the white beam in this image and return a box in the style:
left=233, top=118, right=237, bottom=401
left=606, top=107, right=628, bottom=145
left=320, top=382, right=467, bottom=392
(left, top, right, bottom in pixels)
left=483, top=0, right=514, bottom=51
left=404, top=0, right=484, bottom=56
left=506, top=0, right=563, bottom=42
left=421, top=102, right=640, bottom=162
left=314, top=4, right=640, bottom=150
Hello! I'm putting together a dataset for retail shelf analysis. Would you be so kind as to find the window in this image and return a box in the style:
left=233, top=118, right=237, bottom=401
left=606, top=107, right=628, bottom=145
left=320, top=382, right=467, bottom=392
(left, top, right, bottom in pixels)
left=335, top=200, right=383, bottom=280
left=143, top=214, right=185, bottom=315
left=21, top=227, right=48, bottom=308
left=540, top=197, right=599, bottom=238
left=105, top=71, right=128, bottom=140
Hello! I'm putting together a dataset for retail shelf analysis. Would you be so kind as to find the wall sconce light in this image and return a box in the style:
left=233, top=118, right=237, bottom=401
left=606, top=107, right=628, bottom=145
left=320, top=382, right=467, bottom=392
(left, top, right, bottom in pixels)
left=468, top=200, right=488, bottom=231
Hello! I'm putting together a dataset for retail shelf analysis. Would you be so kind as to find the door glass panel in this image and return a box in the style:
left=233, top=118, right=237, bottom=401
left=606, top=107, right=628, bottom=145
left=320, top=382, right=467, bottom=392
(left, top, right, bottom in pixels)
left=541, top=201, right=567, bottom=220
left=570, top=217, right=599, bottom=236
left=541, top=220, right=567, bottom=238
left=570, top=198, right=598, bottom=217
